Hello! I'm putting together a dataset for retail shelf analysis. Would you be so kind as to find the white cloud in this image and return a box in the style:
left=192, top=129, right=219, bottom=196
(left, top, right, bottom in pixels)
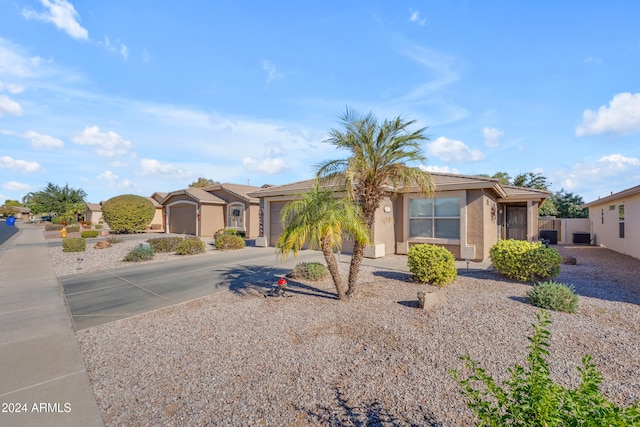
left=262, top=60, right=283, bottom=84
left=0, top=156, right=42, bottom=172
left=426, top=136, right=485, bottom=163
left=409, top=10, right=426, bottom=26
left=483, top=127, right=504, bottom=148
left=97, top=170, right=132, bottom=189
left=243, top=143, right=291, bottom=174
left=0, top=95, right=23, bottom=116
left=24, top=130, right=65, bottom=149
left=576, top=92, right=640, bottom=136
left=420, top=165, right=460, bottom=174
left=557, top=154, right=640, bottom=194
left=3, top=181, right=32, bottom=191
left=97, top=36, right=128, bottom=60
left=139, top=158, right=191, bottom=179
left=0, top=82, right=25, bottom=94
left=73, top=126, right=133, bottom=157
left=22, top=0, right=88, bottom=41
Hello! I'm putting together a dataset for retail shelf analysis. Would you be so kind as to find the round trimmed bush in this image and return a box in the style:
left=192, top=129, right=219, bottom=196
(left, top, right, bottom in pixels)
left=63, top=237, right=86, bottom=252
left=289, top=262, right=329, bottom=281
left=102, top=194, right=155, bottom=234
left=490, top=239, right=561, bottom=282
left=527, top=281, right=578, bottom=313
left=407, top=244, right=457, bottom=287
left=213, top=234, right=245, bottom=250
left=176, top=237, right=206, bottom=255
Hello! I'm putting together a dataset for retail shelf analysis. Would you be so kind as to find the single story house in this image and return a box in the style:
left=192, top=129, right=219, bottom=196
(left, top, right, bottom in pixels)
left=248, top=172, right=550, bottom=261
left=161, top=183, right=261, bottom=237
left=85, top=203, right=103, bottom=225
left=582, top=184, right=639, bottom=260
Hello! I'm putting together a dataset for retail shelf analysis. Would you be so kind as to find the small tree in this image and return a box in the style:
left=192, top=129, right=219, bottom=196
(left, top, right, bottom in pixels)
left=189, top=177, right=219, bottom=188
left=102, top=195, right=155, bottom=233
left=276, top=184, right=370, bottom=300
left=22, top=183, right=87, bottom=216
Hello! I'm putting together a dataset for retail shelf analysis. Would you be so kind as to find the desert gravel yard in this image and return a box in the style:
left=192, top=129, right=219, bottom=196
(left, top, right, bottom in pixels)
left=72, top=245, right=640, bottom=426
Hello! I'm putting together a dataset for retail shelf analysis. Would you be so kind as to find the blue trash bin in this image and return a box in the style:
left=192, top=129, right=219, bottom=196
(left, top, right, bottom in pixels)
left=6, top=217, right=16, bottom=226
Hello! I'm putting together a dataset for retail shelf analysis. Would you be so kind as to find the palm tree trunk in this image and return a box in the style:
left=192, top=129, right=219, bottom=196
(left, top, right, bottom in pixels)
left=321, top=238, right=346, bottom=300
left=346, top=240, right=364, bottom=298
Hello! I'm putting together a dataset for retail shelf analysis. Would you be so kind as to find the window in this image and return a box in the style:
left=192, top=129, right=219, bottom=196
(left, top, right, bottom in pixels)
left=227, top=204, right=244, bottom=228
left=409, top=197, right=460, bottom=239
left=619, top=204, right=625, bottom=238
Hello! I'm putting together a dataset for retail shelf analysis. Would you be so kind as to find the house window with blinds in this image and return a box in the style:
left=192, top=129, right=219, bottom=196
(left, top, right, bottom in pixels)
left=409, top=197, right=460, bottom=239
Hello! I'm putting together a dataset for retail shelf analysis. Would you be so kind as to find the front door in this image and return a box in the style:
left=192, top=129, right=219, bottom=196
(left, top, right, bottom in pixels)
left=506, top=206, right=527, bottom=240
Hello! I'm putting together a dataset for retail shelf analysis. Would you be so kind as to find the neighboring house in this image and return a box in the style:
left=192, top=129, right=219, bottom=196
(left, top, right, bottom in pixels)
left=582, top=184, right=639, bottom=260
left=248, top=172, right=550, bottom=261
left=146, top=197, right=165, bottom=231
left=85, top=203, right=103, bottom=225
left=161, top=183, right=261, bottom=237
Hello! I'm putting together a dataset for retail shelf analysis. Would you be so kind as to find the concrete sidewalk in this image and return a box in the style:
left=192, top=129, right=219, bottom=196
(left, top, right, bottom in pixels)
left=0, top=223, right=104, bottom=427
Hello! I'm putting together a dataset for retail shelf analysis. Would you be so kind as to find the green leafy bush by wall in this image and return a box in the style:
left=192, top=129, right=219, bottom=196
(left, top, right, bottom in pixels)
left=147, top=237, right=184, bottom=253
left=451, top=310, right=640, bottom=426
left=527, top=281, right=578, bottom=313
left=81, top=230, right=99, bottom=238
left=176, top=237, right=206, bottom=255
left=102, top=194, right=155, bottom=234
left=489, top=239, right=561, bottom=282
left=123, top=246, right=154, bottom=262
left=213, top=234, right=245, bottom=250
left=289, top=262, right=329, bottom=281
left=45, top=223, right=65, bottom=231
left=407, top=244, right=457, bottom=287
left=63, top=237, right=86, bottom=252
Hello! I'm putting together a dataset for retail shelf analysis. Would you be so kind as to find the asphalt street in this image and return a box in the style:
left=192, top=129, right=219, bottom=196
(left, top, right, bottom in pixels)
left=60, top=247, right=326, bottom=330
left=0, top=220, right=19, bottom=245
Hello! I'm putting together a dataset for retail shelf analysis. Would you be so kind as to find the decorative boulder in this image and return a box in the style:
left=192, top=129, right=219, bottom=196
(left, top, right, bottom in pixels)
left=94, top=240, right=111, bottom=249
left=562, top=256, right=577, bottom=265
left=417, top=290, right=447, bottom=309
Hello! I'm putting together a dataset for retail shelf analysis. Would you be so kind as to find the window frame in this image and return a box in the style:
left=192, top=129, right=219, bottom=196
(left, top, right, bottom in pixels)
left=408, top=195, right=461, bottom=242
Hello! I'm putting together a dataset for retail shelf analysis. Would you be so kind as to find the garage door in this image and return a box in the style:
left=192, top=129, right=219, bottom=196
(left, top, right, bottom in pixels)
left=269, top=201, right=287, bottom=246
left=169, top=204, right=197, bottom=235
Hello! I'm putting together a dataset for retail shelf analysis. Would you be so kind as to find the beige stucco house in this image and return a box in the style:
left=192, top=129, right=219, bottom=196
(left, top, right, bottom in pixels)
left=85, top=203, right=103, bottom=225
left=161, top=183, right=261, bottom=238
left=582, top=184, right=639, bottom=260
left=249, top=172, right=550, bottom=261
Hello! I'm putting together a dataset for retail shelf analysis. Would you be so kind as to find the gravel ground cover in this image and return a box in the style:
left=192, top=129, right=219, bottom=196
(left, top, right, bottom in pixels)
left=55, top=240, right=640, bottom=426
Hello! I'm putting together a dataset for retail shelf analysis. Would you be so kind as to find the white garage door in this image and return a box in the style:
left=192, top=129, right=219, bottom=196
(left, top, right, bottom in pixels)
left=169, top=204, right=197, bottom=235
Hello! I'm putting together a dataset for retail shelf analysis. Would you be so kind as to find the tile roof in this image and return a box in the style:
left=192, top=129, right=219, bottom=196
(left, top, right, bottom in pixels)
left=582, top=184, right=640, bottom=207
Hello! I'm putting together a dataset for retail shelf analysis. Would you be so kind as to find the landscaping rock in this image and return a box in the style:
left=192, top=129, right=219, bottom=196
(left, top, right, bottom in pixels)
left=94, top=240, right=112, bottom=249
left=562, top=255, right=577, bottom=265
left=417, top=290, right=446, bottom=309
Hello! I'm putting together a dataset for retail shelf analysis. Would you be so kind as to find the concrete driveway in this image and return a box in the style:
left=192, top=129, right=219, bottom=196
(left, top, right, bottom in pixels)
left=60, top=247, right=326, bottom=330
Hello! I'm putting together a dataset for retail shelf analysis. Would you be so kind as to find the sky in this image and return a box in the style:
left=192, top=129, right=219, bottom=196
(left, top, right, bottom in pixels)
left=1, top=1, right=639, bottom=206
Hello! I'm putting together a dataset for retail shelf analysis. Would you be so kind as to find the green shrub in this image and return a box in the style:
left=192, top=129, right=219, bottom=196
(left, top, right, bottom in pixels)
left=123, top=246, right=155, bottom=262
left=102, top=194, right=155, bottom=234
left=81, top=230, right=99, bottom=238
left=527, top=281, right=579, bottom=314
left=106, top=236, right=123, bottom=244
left=147, top=237, right=184, bottom=253
left=66, top=224, right=81, bottom=233
left=289, top=262, right=329, bottom=281
left=213, top=234, right=245, bottom=250
left=63, top=237, right=86, bottom=252
left=451, top=310, right=640, bottom=426
left=45, top=223, right=65, bottom=231
left=176, top=237, right=206, bottom=255
left=489, top=239, right=561, bottom=282
left=95, top=224, right=102, bottom=229
left=51, top=216, right=67, bottom=225
left=407, top=244, right=457, bottom=287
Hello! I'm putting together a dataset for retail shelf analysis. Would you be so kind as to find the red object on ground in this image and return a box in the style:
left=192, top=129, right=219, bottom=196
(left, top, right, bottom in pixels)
left=277, top=278, right=287, bottom=286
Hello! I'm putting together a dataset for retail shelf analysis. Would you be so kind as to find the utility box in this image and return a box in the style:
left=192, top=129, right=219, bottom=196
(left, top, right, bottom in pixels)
left=138, top=242, right=151, bottom=250
left=539, top=229, right=558, bottom=245
left=572, top=232, right=591, bottom=244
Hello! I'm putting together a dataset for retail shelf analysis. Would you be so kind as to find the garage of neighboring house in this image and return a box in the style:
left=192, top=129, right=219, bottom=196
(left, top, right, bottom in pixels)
left=167, top=201, right=198, bottom=235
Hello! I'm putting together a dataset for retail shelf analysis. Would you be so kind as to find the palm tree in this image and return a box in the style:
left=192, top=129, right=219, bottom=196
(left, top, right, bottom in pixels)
left=317, top=108, right=433, bottom=297
left=276, top=183, right=370, bottom=300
